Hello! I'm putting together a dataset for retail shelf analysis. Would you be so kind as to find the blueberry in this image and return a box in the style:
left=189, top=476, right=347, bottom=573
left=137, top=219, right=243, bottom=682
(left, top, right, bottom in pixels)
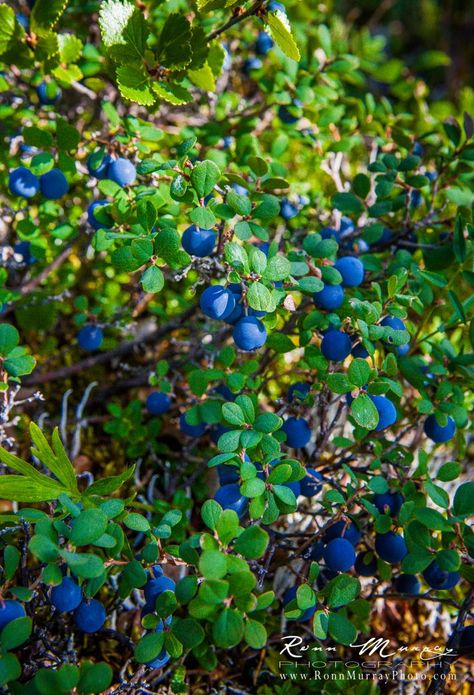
left=287, top=382, right=310, bottom=402
left=306, top=540, right=324, bottom=562
left=423, top=561, right=449, bottom=589
left=87, top=152, right=112, bottom=180
left=77, top=325, right=103, bottom=351
left=148, top=564, right=164, bottom=579
left=283, top=586, right=315, bottom=622
left=0, top=600, right=26, bottom=631
left=283, top=480, right=301, bottom=497
left=107, top=157, right=136, bottom=186
left=146, top=392, right=172, bottom=416
left=214, top=483, right=248, bottom=517
left=380, top=316, right=408, bottom=347
left=269, top=1, right=285, bottom=11
left=144, top=576, right=176, bottom=603
left=458, top=625, right=474, bottom=653
left=375, top=532, right=407, bottom=564
left=333, top=257, right=365, bottom=287
left=351, top=343, right=369, bottom=358
left=300, top=468, right=323, bottom=497
left=373, top=491, right=404, bottom=516
left=233, top=316, right=267, bottom=351
left=87, top=200, right=110, bottom=230
left=51, top=576, right=82, bottom=612
left=282, top=417, right=311, bottom=448
left=9, top=167, right=39, bottom=198
left=314, top=284, right=345, bottom=311
left=370, top=395, right=397, bottom=432
left=211, top=424, right=230, bottom=445
left=323, top=538, right=356, bottom=572
left=321, top=329, right=352, bottom=362
left=40, top=169, right=69, bottom=200
left=256, top=31, right=273, bottom=55
left=355, top=551, right=377, bottom=576
left=200, top=286, right=236, bottom=321
left=396, top=343, right=410, bottom=356
left=280, top=199, right=299, bottom=219
left=179, top=412, right=206, bottom=438
left=17, top=13, right=29, bottom=29
left=222, top=136, right=234, bottom=148
left=242, top=57, right=263, bottom=74
left=278, top=103, right=301, bottom=125
left=320, top=227, right=340, bottom=242
left=182, top=225, right=217, bottom=257
left=74, top=599, right=106, bottom=633
left=14, top=241, right=36, bottom=265
left=323, top=521, right=361, bottom=546
left=424, top=414, right=456, bottom=443
left=217, top=463, right=239, bottom=485
left=442, top=572, right=460, bottom=590
left=394, top=574, right=420, bottom=594
left=146, top=647, right=171, bottom=669
left=37, top=81, right=62, bottom=105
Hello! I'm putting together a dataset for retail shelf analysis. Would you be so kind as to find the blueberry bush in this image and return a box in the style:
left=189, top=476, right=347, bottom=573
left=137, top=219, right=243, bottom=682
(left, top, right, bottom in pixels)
left=0, top=0, right=473, bottom=693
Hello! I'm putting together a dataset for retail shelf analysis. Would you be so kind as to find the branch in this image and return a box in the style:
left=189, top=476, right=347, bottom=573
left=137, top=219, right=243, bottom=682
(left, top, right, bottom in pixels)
left=23, top=305, right=196, bottom=386
left=207, top=0, right=265, bottom=42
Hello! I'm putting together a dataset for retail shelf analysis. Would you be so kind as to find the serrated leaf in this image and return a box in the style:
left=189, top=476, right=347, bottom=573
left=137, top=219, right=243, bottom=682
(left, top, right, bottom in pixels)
left=152, top=81, right=193, bottom=105
left=0, top=6, right=15, bottom=56
left=188, top=63, right=216, bottom=91
left=99, top=0, right=135, bottom=47
left=265, top=11, right=300, bottom=62
left=117, top=65, right=155, bottom=106
left=58, top=34, right=83, bottom=63
left=31, top=0, right=68, bottom=34
left=156, top=13, right=192, bottom=69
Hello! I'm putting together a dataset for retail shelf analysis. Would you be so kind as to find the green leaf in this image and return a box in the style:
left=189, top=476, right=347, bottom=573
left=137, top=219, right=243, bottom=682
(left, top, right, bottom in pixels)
left=263, top=255, right=291, bottom=281
left=85, top=465, right=135, bottom=496
left=70, top=509, right=109, bottom=546
left=99, top=0, right=135, bottom=47
left=51, top=428, right=78, bottom=492
left=29, top=535, right=60, bottom=563
left=244, top=619, right=267, bottom=649
left=222, top=402, right=246, bottom=426
left=332, top=192, right=365, bottom=214
left=325, top=574, right=361, bottom=609
left=199, top=550, right=228, bottom=579
left=156, top=13, right=192, bottom=69
left=0, top=617, right=32, bottom=651
left=0, top=324, right=19, bottom=357
left=424, top=481, right=450, bottom=509
left=77, top=662, right=113, bottom=694
left=191, top=160, right=221, bottom=198
left=124, top=513, right=150, bottom=532
left=58, top=34, right=83, bottom=63
left=265, top=11, right=300, bottom=62
left=453, top=482, right=474, bottom=516
left=234, top=525, right=268, bottom=559
left=328, top=612, right=357, bottom=645
left=31, top=0, right=68, bottom=34
left=0, top=653, right=21, bottom=685
left=212, top=608, right=244, bottom=648
left=0, top=476, right=65, bottom=502
left=116, top=65, right=155, bottom=106
left=152, top=81, right=193, bottom=105
left=61, top=551, right=105, bottom=579
left=437, top=462, right=461, bottom=482
left=173, top=618, right=205, bottom=649
left=351, top=394, right=379, bottom=429
left=134, top=631, right=165, bottom=664
left=141, top=266, right=164, bottom=293
left=188, top=63, right=216, bottom=91
left=0, top=5, right=15, bottom=56
left=348, top=359, right=370, bottom=387
left=247, top=282, right=275, bottom=312
left=254, top=413, right=282, bottom=433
